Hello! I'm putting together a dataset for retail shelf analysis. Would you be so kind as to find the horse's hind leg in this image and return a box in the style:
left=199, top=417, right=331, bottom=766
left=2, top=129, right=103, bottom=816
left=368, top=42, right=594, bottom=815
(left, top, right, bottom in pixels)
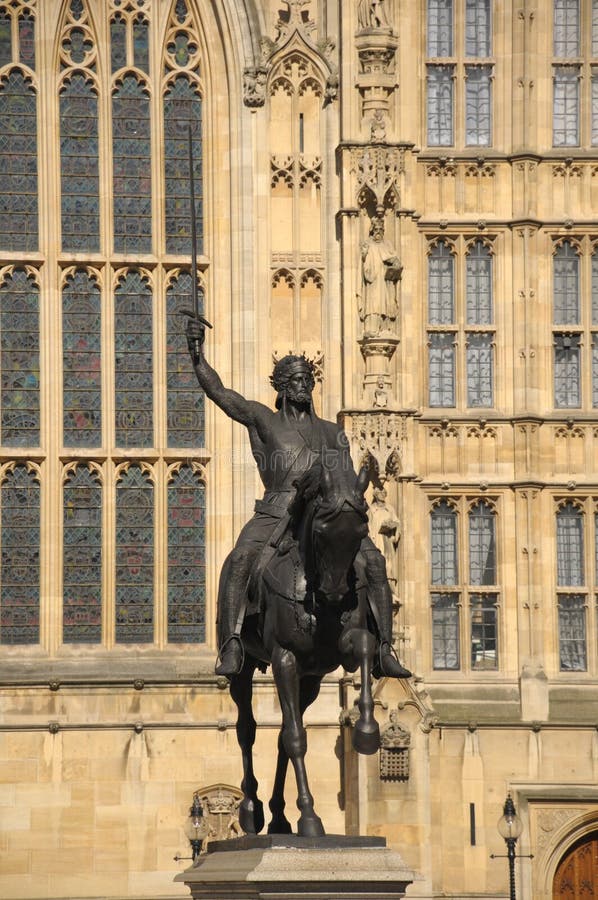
left=268, top=675, right=321, bottom=834
left=229, top=662, right=265, bottom=835
left=271, top=646, right=324, bottom=837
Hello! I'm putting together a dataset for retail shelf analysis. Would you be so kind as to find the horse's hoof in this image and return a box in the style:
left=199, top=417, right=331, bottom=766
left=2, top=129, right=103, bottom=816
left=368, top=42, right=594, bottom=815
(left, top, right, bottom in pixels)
left=297, top=814, right=325, bottom=837
left=352, top=720, right=380, bottom=755
left=239, top=798, right=265, bottom=835
left=267, top=816, right=293, bottom=835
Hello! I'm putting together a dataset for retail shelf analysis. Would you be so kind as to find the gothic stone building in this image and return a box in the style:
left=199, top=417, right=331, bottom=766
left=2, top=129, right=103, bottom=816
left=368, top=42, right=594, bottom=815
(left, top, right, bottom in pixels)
left=1, top=1, right=598, bottom=898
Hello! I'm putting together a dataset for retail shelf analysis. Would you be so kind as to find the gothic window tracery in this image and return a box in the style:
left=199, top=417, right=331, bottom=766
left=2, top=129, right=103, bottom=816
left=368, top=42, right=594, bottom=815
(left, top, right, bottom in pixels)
left=0, top=1, right=38, bottom=251
left=0, top=0, right=208, bottom=649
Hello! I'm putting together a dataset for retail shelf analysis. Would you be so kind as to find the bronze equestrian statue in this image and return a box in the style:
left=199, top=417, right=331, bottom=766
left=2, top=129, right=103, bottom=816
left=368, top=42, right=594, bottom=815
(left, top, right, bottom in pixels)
left=186, top=318, right=411, bottom=836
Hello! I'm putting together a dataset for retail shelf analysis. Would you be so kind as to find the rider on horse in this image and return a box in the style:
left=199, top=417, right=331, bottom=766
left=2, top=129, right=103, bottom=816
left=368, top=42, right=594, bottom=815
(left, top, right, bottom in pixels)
left=186, top=318, right=411, bottom=681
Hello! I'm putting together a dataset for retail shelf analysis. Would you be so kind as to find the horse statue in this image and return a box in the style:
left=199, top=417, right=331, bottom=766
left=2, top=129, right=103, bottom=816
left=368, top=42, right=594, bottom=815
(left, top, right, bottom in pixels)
left=225, top=459, right=387, bottom=838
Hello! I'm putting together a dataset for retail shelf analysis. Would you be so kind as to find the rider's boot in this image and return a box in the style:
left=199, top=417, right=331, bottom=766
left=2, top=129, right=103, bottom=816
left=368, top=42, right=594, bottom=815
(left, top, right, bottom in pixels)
left=215, top=547, right=255, bottom=678
left=366, top=554, right=412, bottom=679
left=215, top=636, right=244, bottom=677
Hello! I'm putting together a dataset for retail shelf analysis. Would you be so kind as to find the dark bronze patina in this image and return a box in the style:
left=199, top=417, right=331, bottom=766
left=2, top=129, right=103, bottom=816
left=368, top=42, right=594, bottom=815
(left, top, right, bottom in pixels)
left=184, top=315, right=410, bottom=837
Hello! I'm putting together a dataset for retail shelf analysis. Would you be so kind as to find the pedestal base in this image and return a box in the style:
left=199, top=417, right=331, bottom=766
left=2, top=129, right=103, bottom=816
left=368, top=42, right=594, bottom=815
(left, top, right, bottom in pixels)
left=175, top=835, right=415, bottom=900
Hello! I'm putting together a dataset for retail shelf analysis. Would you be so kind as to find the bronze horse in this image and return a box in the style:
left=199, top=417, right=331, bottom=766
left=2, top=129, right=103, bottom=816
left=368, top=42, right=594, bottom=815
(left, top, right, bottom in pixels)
left=226, top=459, right=384, bottom=838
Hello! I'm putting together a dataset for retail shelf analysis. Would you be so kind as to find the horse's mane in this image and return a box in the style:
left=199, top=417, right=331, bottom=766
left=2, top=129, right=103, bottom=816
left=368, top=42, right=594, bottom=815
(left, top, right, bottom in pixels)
left=288, top=461, right=323, bottom=528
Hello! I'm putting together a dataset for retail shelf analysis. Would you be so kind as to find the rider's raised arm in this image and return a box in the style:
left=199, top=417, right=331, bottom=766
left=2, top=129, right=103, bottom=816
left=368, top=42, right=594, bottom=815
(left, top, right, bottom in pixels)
left=186, top=319, right=271, bottom=433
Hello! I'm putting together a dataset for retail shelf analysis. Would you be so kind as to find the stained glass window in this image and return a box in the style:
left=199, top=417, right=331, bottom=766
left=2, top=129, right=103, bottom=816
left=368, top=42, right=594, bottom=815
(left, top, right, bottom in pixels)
left=115, top=465, right=153, bottom=643
left=114, top=270, right=153, bottom=448
left=0, top=69, right=38, bottom=251
left=465, top=0, right=491, bottom=57
left=554, top=334, right=581, bottom=407
left=429, top=242, right=454, bottom=324
left=469, top=502, right=496, bottom=585
left=466, top=242, right=492, bottom=325
left=0, top=268, right=40, bottom=446
left=470, top=593, right=497, bottom=669
left=110, top=14, right=126, bottom=72
left=431, top=502, right=458, bottom=586
left=133, top=16, right=149, bottom=73
left=63, top=269, right=101, bottom=447
left=557, top=502, right=584, bottom=586
left=427, top=0, right=453, bottom=56
left=63, top=465, right=102, bottom=643
left=18, top=10, right=35, bottom=68
left=0, top=9, right=10, bottom=67
left=592, top=334, right=598, bottom=407
left=112, top=74, right=151, bottom=253
left=465, top=65, right=492, bottom=146
left=427, top=65, right=454, bottom=146
left=0, top=465, right=40, bottom=644
left=167, top=271, right=204, bottom=448
left=164, top=75, right=202, bottom=254
left=60, top=73, right=100, bottom=251
left=554, top=242, right=580, bottom=324
left=168, top=465, right=205, bottom=643
left=432, top=593, right=460, bottom=669
left=429, top=332, right=455, bottom=407
left=467, top=333, right=493, bottom=407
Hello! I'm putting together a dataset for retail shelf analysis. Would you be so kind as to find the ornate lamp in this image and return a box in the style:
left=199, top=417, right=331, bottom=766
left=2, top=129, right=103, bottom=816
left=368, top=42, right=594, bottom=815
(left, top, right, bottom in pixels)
left=174, top=792, right=205, bottom=864
left=490, top=793, right=532, bottom=900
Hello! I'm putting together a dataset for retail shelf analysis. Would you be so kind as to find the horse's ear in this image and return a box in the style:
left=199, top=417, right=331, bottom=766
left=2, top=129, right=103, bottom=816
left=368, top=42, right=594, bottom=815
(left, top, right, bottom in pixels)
left=356, top=466, right=370, bottom=497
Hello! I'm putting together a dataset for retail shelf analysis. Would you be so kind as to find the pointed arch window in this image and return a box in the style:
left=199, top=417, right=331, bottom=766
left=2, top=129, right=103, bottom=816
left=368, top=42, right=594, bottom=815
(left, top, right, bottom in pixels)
left=166, top=270, right=205, bottom=448
left=167, top=464, right=206, bottom=643
left=0, top=465, right=40, bottom=644
left=115, top=465, right=154, bottom=644
left=112, top=74, right=151, bottom=253
left=59, top=73, right=100, bottom=252
left=163, top=75, right=202, bottom=255
left=1, top=0, right=212, bottom=657
left=0, top=69, right=38, bottom=251
left=0, top=268, right=40, bottom=447
left=63, top=465, right=102, bottom=643
left=62, top=268, right=101, bottom=447
left=114, top=270, right=153, bottom=448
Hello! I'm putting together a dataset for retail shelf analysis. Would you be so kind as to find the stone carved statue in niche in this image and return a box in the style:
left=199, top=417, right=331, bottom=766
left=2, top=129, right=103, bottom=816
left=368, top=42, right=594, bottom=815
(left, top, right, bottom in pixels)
left=358, top=0, right=391, bottom=30
left=243, top=67, right=268, bottom=107
left=368, top=485, right=400, bottom=586
left=373, top=378, right=389, bottom=408
left=359, top=217, right=402, bottom=336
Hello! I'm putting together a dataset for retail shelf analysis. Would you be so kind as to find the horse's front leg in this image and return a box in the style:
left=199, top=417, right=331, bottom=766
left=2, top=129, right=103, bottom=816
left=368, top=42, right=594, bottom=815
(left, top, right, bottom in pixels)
left=229, top=661, right=265, bottom=835
left=268, top=674, right=322, bottom=834
left=271, top=645, right=324, bottom=837
left=343, top=628, right=380, bottom=755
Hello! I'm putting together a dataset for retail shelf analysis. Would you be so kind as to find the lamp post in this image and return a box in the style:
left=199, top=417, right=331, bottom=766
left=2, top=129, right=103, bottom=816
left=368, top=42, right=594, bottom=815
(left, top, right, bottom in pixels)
left=490, top=793, right=532, bottom=900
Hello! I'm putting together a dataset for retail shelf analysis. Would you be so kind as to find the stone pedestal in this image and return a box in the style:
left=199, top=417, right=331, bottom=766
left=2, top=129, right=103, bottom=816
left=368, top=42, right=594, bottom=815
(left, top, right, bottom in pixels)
left=175, top=835, right=415, bottom=900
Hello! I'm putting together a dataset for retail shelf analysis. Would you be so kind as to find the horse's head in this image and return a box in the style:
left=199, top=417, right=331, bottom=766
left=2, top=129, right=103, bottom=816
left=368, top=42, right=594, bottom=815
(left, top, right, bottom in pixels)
left=291, top=463, right=370, bottom=604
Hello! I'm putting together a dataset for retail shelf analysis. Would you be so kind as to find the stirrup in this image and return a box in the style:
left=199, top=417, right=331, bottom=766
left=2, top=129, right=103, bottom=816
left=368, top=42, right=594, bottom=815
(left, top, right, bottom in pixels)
left=215, top=635, right=245, bottom=676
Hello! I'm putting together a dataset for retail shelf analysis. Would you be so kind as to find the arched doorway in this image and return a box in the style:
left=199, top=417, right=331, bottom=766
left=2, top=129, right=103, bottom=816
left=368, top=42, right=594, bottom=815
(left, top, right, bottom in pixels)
left=553, top=830, right=598, bottom=897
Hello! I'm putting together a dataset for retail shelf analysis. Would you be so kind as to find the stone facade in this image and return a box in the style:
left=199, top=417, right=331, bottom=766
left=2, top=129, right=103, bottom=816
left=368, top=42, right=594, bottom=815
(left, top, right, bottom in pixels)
left=1, top=1, right=598, bottom=899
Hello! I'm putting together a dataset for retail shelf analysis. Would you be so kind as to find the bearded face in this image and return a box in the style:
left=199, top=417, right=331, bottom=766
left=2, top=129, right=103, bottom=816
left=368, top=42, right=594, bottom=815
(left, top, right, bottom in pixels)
left=284, top=369, right=314, bottom=405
